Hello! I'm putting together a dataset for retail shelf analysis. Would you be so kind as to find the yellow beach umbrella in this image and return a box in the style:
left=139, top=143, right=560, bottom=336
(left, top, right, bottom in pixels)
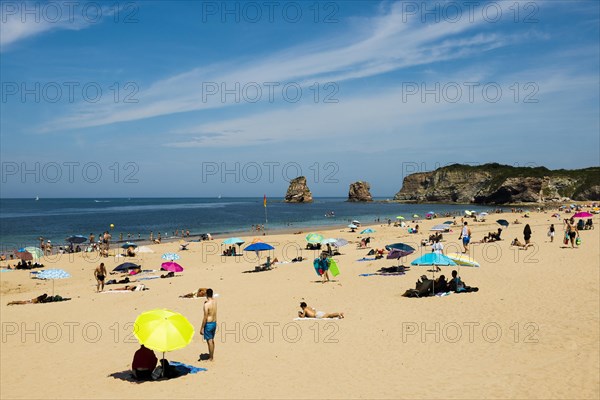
left=446, top=253, right=480, bottom=267
left=134, top=309, right=195, bottom=354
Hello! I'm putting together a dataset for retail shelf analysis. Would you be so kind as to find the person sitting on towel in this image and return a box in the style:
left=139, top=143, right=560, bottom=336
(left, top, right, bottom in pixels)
left=298, top=302, right=344, bottom=319
left=448, top=270, right=478, bottom=293
left=132, top=344, right=157, bottom=381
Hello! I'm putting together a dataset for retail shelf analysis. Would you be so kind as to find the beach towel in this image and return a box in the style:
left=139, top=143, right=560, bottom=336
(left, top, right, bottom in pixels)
left=357, top=257, right=377, bottom=261
left=138, top=276, right=160, bottom=281
left=294, top=317, right=342, bottom=320
left=1, top=269, right=14, bottom=272
left=359, top=272, right=405, bottom=277
left=169, top=361, right=207, bottom=375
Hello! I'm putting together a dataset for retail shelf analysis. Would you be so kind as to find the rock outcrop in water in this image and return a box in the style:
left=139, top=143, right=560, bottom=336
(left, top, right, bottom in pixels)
left=394, top=163, right=600, bottom=204
left=284, top=176, right=313, bottom=203
left=348, top=181, right=373, bottom=202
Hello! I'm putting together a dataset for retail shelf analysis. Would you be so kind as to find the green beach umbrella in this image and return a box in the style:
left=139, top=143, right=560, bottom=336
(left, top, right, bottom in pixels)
left=24, top=247, right=43, bottom=260
left=306, top=233, right=324, bottom=244
left=396, top=216, right=405, bottom=220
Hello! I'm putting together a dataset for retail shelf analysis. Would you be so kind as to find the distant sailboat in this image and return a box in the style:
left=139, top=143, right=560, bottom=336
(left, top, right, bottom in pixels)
left=35, top=196, right=39, bottom=201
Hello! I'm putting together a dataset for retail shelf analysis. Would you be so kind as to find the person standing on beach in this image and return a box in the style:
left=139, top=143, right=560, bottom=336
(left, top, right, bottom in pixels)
left=548, top=224, right=555, bottom=242
left=94, top=262, right=107, bottom=292
left=459, top=222, right=471, bottom=253
left=565, top=218, right=579, bottom=248
left=523, top=224, right=532, bottom=244
left=200, top=288, right=217, bottom=361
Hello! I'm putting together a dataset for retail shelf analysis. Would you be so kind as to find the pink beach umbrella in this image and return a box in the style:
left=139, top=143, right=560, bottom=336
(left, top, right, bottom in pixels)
left=161, top=262, right=184, bottom=273
left=572, top=212, right=593, bottom=219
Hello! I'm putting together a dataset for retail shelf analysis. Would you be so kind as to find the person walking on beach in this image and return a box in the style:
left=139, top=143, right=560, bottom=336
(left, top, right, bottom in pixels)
left=94, top=262, right=107, bottom=292
left=316, top=252, right=331, bottom=283
left=200, top=288, right=217, bottom=361
left=548, top=224, right=555, bottom=242
left=523, top=224, right=532, bottom=244
left=565, top=218, right=579, bottom=248
left=459, top=222, right=471, bottom=253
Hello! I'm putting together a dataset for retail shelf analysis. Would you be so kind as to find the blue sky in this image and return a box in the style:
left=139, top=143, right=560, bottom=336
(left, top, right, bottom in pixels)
left=1, top=0, right=598, bottom=198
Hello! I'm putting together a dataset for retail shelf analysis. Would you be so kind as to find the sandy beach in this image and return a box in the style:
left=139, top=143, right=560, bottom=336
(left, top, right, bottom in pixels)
left=1, top=209, right=598, bottom=399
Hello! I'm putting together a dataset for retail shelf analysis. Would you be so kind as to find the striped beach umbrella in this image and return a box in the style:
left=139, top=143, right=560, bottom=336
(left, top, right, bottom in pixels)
left=161, top=253, right=180, bottom=261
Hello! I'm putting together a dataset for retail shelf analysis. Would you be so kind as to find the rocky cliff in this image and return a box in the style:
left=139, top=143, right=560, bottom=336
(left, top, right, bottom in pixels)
left=394, top=164, right=600, bottom=204
left=284, top=176, right=313, bottom=203
left=348, top=181, right=373, bottom=202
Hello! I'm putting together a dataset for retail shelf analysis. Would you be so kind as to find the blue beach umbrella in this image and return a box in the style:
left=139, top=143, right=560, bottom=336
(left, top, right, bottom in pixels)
left=244, top=242, right=274, bottom=252
left=121, top=242, right=138, bottom=249
left=35, top=269, right=71, bottom=296
left=360, top=228, right=375, bottom=234
left=244, top=242, right=274, bottom=267
left=411, top=253, right=457, bottom=266
left=223, top=237, right=245, bottom=245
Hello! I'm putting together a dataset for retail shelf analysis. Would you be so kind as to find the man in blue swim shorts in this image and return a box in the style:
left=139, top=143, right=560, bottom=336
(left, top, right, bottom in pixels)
left=200, top=288, right=217, bottom=361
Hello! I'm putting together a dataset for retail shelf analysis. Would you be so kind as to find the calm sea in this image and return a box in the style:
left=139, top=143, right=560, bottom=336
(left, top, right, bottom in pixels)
left=0, top=197, right=492, bottom=248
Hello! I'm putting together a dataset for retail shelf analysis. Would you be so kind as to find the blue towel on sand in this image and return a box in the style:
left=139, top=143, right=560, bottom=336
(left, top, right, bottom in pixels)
left=1, top=269, right=14, bottom=272
left=357, top=258, right=377, bottom=261
left=138, top=276, right=160, bottom=281
left=169, top=361, right=207, bottom=375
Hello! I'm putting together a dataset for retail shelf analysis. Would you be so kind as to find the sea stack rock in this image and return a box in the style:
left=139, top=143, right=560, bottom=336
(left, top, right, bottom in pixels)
left=284, top=176, right=313, bottom=203
left=348, top=181, right=373, bottom=202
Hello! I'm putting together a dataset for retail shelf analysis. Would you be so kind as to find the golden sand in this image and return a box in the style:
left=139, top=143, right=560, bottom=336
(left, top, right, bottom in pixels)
left=1, top=210, right=598, bottom=399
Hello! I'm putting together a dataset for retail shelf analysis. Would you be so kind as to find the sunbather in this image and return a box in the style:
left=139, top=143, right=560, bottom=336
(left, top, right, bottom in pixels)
left=298, top=302, right=344, bottom=319
left=511, top=237, right=533, bottom=249
left=109, top=284, right=147, bottom=291
left=7, top=293, right=71, bottom=305
left=180, top=288, right=209, bottom=298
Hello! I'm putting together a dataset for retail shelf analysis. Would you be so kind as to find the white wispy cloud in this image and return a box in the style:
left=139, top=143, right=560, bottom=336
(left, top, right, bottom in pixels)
left=0, top=1, right=115, bottom=51
left=42, top=1, right=531, bottom=131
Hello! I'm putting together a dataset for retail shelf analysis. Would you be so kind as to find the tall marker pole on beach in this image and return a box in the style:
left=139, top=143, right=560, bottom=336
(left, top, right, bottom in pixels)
left=263, top=194, right=268, bottom=233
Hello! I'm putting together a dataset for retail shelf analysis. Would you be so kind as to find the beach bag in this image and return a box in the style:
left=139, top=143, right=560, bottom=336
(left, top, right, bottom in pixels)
left=563, top=234, right=569, bottom=245
left=576, top=237, right=581, bottom=246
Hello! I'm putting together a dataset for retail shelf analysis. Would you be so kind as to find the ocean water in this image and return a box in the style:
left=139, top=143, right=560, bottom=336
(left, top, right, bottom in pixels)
left=0, top=197, right=492, bottom=248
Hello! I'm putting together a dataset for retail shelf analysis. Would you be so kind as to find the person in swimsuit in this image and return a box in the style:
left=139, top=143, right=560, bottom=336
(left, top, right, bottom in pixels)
left=200, top=288, right=217, bottom=361
left=94, top=262, right=107, bottom=292
left=180, top=288, right=208, bottom=298
left=459, top=222, right=471, bottom=253
left=298, top=302, right=344, bottom=319
left=565, top=218, right=579, bottom=248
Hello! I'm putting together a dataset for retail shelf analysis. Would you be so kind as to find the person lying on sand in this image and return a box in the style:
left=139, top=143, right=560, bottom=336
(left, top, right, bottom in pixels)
left=160, top=271, right=175, bottom=278
left=7, top=293, right=71, bottom=305
left=180, top=288, right=209, bottom=298
left=109, top=284, right=147, bottom=291
left=511, top=238, right=533, bottom=249
left=298, top=302, right=344, bottom=319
